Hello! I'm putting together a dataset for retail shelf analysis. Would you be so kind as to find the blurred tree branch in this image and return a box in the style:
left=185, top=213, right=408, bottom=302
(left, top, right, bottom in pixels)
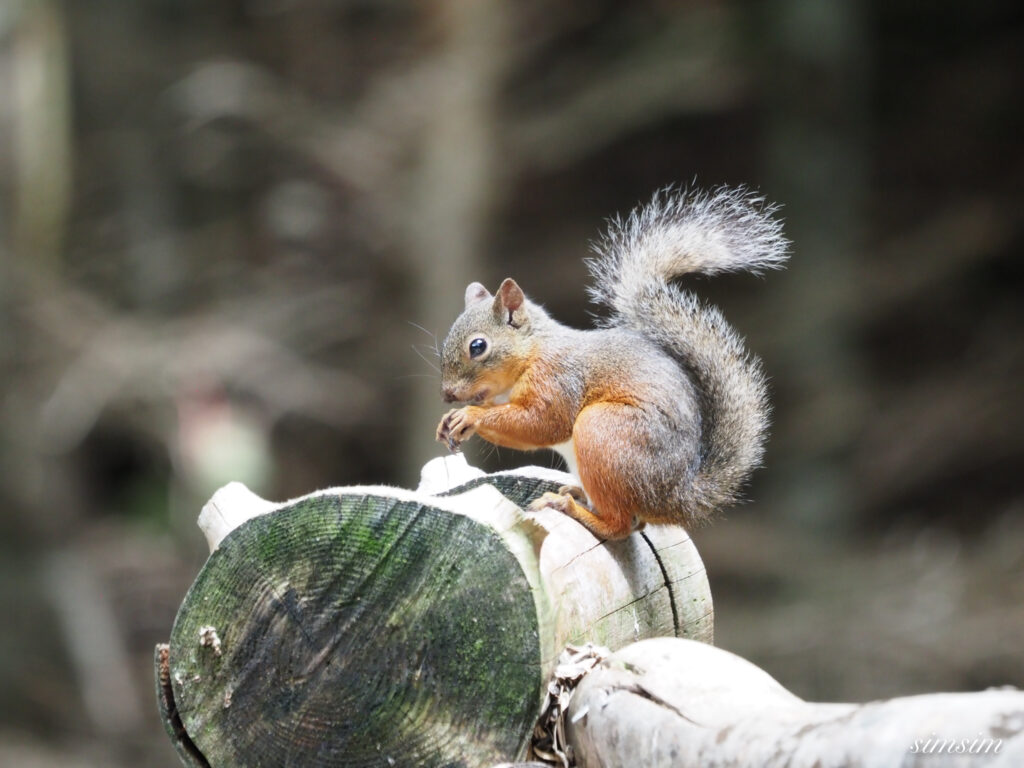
left=507, top=6, right=748, bottom=172
left=11, top=0, right=71, bottom=267
left=9, top=264, right=379, bottom=454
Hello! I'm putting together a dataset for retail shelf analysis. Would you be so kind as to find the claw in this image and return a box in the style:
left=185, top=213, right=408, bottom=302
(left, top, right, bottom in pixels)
left=528, top=491, right=570, bottom=513
left=557, top=484, right=589, bottom=505
left=436, top=407, right=476, bottom=452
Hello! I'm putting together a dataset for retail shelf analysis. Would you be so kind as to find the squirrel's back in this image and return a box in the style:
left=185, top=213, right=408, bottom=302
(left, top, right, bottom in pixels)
left=587, top=186, right=789, bottom=520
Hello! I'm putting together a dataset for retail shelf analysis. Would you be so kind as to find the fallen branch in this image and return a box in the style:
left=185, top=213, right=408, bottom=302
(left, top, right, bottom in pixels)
left=566, top=637, right=1024, bottom=767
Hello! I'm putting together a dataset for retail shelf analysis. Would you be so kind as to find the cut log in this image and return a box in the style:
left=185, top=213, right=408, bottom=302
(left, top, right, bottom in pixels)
left=566, top=637, right=1024, bottom=767
left=157, top=456, right=712, bottom=767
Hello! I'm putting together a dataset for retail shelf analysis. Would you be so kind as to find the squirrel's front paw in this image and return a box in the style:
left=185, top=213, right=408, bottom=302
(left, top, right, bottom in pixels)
left=436, top=407, right=478, bottom=452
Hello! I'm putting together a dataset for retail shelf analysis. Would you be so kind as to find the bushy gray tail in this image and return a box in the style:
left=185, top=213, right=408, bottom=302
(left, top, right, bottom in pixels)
left=587, top=186, right=789, bottom=518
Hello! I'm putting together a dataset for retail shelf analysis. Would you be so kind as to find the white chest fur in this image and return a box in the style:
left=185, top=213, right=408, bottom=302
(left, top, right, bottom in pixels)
left=552, top=438, right=578, bottom=479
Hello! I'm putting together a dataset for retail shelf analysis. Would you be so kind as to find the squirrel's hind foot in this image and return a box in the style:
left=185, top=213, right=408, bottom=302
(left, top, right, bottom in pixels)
left=557, top=484, right=589, bottom=505
left=528, top=490, right=582, bottom=515
left=528, top=489, right=634, bottom=541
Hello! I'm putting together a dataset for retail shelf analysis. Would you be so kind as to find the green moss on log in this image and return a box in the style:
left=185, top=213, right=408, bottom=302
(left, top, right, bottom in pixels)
left=169, top=492, right=541, bottom=767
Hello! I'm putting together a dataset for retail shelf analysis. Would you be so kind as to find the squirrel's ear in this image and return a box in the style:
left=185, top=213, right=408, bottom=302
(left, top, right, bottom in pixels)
left=494, top=278, right=527, bottom=328
left=464, top=282, right=491, bottom=309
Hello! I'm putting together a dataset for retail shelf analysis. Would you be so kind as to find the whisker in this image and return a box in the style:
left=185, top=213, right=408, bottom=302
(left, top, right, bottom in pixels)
left=407, top=320, right=436, bottom=339
left=410, top=344, right=441, bottom=374
left=487, top=444, right=502, bottom=465
left=413, top=340, right=441, bottom=361
left=407, top=321, right=441, bottom=355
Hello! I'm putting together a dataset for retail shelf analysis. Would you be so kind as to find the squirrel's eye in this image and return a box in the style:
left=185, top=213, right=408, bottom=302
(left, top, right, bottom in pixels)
left=468, top=336, right=490, bottom=359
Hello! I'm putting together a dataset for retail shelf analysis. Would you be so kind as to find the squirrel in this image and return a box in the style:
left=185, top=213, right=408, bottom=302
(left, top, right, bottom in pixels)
left=435, top=185, right=789, bottom=540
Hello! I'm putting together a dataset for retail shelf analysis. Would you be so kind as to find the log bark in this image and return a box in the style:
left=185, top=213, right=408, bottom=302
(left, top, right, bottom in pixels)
left=157, top=456, right=711, bottom=767
left=566, top=637, right=1024, bottom=767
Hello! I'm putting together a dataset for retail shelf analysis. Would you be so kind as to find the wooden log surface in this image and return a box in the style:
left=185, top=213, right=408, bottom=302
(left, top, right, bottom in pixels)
left=566, top=637, right=1024, bottom=768
left=157, top=456, right=712, bottom=767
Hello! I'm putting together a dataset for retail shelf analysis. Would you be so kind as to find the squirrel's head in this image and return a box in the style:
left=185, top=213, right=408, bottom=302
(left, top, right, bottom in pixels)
left=439, top=278, right=536, bottom=405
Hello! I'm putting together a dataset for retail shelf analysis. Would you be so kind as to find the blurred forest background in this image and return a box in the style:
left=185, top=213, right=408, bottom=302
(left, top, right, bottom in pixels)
left=0, top=0, right=1021, bottom=765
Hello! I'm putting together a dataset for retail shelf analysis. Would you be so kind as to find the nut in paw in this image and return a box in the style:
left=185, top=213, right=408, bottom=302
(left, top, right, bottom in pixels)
left=435, top=407, right=478, bottom=451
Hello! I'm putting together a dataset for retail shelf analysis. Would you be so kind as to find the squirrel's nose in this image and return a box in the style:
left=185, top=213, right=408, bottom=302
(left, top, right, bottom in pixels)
left=442, top=388, right=458, bottom=403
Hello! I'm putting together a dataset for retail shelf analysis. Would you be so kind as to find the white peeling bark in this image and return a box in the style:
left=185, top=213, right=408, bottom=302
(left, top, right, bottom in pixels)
left=566, top=637, right=1024, bottom=768
left=197, top=481, right=277, bottom=552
